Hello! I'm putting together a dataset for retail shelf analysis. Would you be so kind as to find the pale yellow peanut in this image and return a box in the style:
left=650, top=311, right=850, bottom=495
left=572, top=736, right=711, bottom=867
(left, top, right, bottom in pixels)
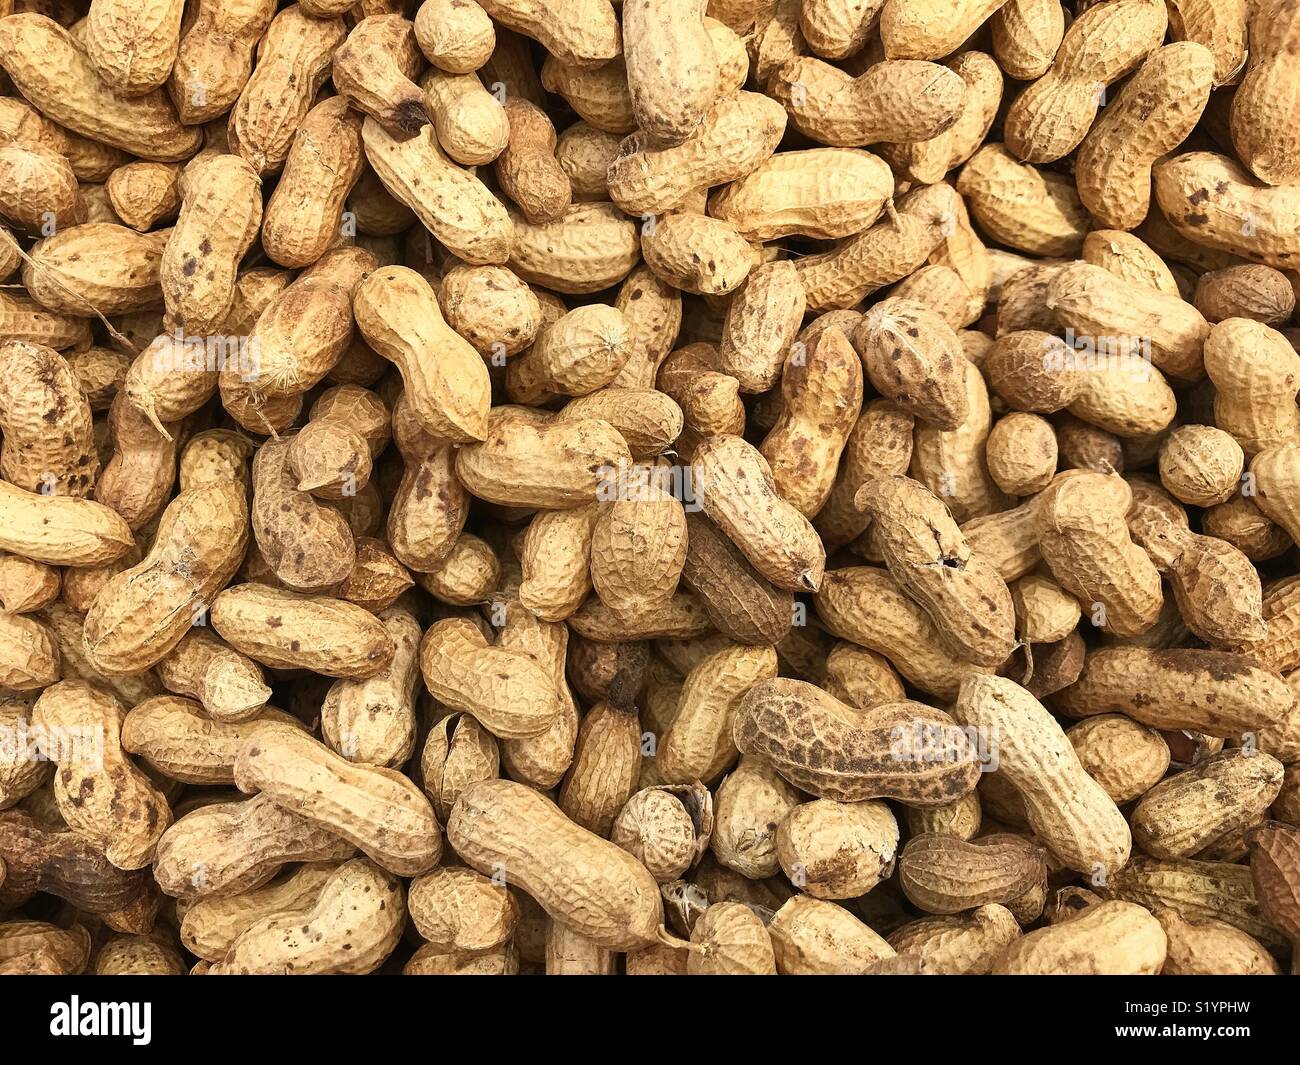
left=508, top=202, right=640, bottom=295
left=34, top=681, right=171, bottom=871
left=953, top=674, right=1131, bottom=875
left=261, top=97, right=364, bottom=269
left=447, top=779, right=664, bottom=951
left=419, top=617, right=561, bottom=740
left=859, top=475, right=1017, bottom=668
left=476, top=0, right=620, bottom=68
left=1055, top=646, right=1299, bottom=754
left=354, top=266, right=491, bottom=444
left=1153, top=151, right=1300, bottom=269
left=816, top=566, right=992, bottom=699
left=691, top=434, right=826, bottom=592
left=227, top=5, right=346, bottom=175
left=210, top=859, right=405, bottom=975
left=0, top=15, right=200, bottom=161
left=624, top=0, right=719, bottom=145
left=992, top=900, right=1166, bottom=974
left=362, top=119, right=513, bottom=266
left=956, top=144, right=1088, bottom=257
left=170, top=0, right=276, bottom=125
left=853, top=297, right=970, bottom=431
left=759, top=326, right=862, bottom=517
left=334, top=15, right=430, bottom=137
left=1130, top=750, right=1283, bottom=860
left=1003, top=0, right=1167, bottom=163
left=156, top=629, right=270, bottom=723
left=1075, top=43, right=1214, bottom=231
left=607, top=91, right=787, bottom=216
left=771, top=57, right=966, bottom=148
left=210, top=583, right=395, bottom=680
left=1082, top=230, right=1180, bottom=295
left=234, top=724, right=441, bottom=877
left=1195, top=264, right=1296, bottom=325
left=1204, top=318, right=1300, bottom=458
left=414, top=0, right=496, bottom=73
left=122, top=696, right=301, bottom=786
left=795, top=181, right=962, bottom=311
left=1167, top=0, right=1247, bottom=85
left=768, top=895, right=896, bottom=975
left=992, top=0, right=1066, bottom=79
left=455, top=408, right=632, bottom=509
left=1230, top=0, right=1300, bottom=185
left=709, top=148, right=891, bottom=245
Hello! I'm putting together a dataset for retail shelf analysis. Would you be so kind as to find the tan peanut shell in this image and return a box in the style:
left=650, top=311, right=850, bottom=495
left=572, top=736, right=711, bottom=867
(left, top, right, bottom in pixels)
left=795, top=181, right=962, bottom=311
left=1157, top=909, right=1279, bottom=976
left=687, top=901, right=776, bottom=975
left=691, top=434, right=826, bottom=593
left=228, top=6, right=346, bottom=176
left=34, top=681, right=171, bottom=871
left=354, top=266, right=491, bottom=443
left=1131, top=750, right=1284, bottom=860
left=0, top=15, right=200, bottom=161
left=777, top=798, right=898, bottom=900
left=956, top=145, right=1088, bottom=258
left=767, top=895, right=896, bottom=975
left=420, top=617, right=561, bottom=740
left=888, top=904, right=1022, bottom=975
left=992, top=900, right=1167, bottom=974
left=1075, top=43, right=1214, bottom=231
left=362, top=120, right=512, bottom=266
left=156, top=628, right=270, bottom=723
left=657, top=643, right=780, bottom=786
left=455, top=409, right=632, bottom=509
left=1099, top=855, right=1285, bottom=951
left=607, top=91, right=787, bottom=217
left=1055, top=647, right=1299, bottom=749
left=759, top=327, right=862, bottom=517
left=422, top=712, right=499, bottom=823
left=816, top=565, right=992, bottom=700
left=261, top=97, right=364, bottom=269
left=953, top=674, right=1132, bottom=875
left=859, top=475, right=1016, bottom=667
left=182, top=863, right=343, bottom=960
left=1003, top=0, right=1167, bottom=164
left=898, top=833, right=1047, bottom=915
left=1231, top=0, right=1300, bottom=186
left=84, top=482, right=248, bottom=676
left=1066, top=714, right=1170, bottom=805
left=122, top=696, right=301, bottom=786
left=735, top=678, right=982, bottom=806
left=0, top=340, right=98, bottom=497
left=447, top=779, right=663, bottom=951
left=709, top=148, right=891, bottom=244
left=170, top=0, right=276, bottom=125
left=1154, top=151, right=1300, bottom=269
left=234, top=723, right=441, bottom=877
left=408, top=866, right=517, bottom=958
left=415, top=0, right=496, bottom=74
left=476, top=0, right=620, bottom=68
left=210, top=583, right=396, bottom=679
left=211, top=859, right=404, bottom=975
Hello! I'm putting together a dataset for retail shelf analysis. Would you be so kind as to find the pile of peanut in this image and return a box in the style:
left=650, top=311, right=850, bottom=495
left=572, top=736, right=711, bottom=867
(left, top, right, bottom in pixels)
left=1, top=0, right=1299, bottom=977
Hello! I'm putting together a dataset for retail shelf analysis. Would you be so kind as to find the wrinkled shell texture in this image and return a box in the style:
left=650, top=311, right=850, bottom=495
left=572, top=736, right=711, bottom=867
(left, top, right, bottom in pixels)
left=0, top=0, right=1297, bottom=984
